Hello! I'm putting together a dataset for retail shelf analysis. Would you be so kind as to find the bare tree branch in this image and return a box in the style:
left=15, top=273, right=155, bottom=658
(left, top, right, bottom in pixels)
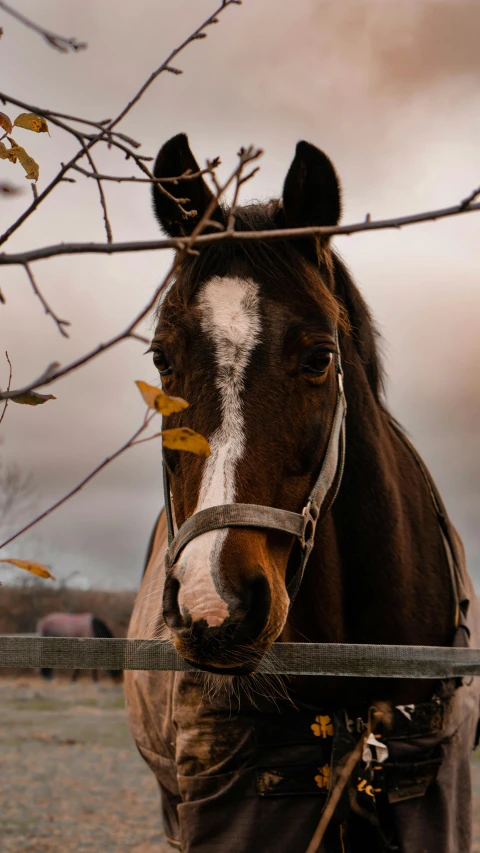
left=0, top=147, right=263, bottom=402
left=23, top=264, right=71, bottom=337
left=0, top=409, right=157, bottom=551
left=0, top=92, right=142, bottom=149
left=0, top=1, right=87, bottom=53
left=0, top=351, right=12, bottom=426
left=1, top=193, right=479, bottom=267
left=0, top=0, right=240, bottom=247
left=104, top=0, right=240, bottom=134
left=70, top=161, right=221, bottom=185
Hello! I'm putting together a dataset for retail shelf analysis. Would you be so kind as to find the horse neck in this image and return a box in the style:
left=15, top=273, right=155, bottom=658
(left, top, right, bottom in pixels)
left=287, top=332, right=454, bottom=652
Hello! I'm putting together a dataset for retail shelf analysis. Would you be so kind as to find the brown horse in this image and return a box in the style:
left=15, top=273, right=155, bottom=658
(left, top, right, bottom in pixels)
left=124, top=135, right=480, bottom=852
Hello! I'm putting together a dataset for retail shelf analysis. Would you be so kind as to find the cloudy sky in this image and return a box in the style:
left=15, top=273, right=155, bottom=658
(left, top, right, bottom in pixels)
left=0, top=0, right=479, bottom=589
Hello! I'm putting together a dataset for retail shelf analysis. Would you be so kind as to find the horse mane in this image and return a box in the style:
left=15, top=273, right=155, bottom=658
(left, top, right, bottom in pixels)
left=169, top=199, right=385, bottom=402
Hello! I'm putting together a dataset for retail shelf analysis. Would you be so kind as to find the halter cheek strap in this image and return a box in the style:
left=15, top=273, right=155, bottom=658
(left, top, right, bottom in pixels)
left=162, top=348, right=346, bottom=607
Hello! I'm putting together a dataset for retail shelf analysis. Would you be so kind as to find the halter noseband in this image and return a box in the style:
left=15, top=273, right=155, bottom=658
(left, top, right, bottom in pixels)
left=162, top=344, right=346, bottom=607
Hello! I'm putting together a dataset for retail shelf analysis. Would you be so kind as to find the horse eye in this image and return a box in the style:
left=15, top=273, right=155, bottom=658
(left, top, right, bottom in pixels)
left=301, top=349, right=333, bottom=376
left=152, top=348, right=173, bottom=376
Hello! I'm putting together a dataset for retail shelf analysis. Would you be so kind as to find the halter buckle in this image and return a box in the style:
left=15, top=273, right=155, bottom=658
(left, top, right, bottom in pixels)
left=301, top=500, right=319, bottom=550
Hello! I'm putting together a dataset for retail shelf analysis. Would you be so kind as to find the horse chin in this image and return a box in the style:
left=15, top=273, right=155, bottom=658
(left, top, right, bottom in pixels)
left=184, top=660, right=258, bottom=676
left=172, top=637, right=264, bottom=675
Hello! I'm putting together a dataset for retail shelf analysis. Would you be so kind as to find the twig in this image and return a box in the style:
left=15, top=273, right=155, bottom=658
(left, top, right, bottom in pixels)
left=0, top=92, right=142, bottom=149
left=305, top=738, right=366, bottom=853
left=0, top=147, right=262, bottom=402
left=0, top=351, right=12, bottom=426
left=70, top=161, right=221, bottom=185
left=23, top=264, right=71, bottom=338
left=0, top=411, right=157, bottom=551
left=460, top=185, right=480, bottom=210
left=0, top=259, right=177, bottom=403
left=103, top=1, right=239, bottom=135
left=0, top=1, right=87, bottom=53
left=0, top=0, right=239, bottom=247
left=1, top=194, right=479, bottom=267
left=227, top=146, right=262, bottom=231
left=304, top=708, right=382, bottom=853
left=83, top=148, right=113, bottom=243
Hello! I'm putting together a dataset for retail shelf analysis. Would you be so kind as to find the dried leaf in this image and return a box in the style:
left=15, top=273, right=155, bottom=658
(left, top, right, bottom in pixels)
left=0, top=559, right=55, bottom=579
left=0, top=140, right=17, bottom=163
left=161, top=427, right=210, bottom=457
left=0, top=112, right=13, bottom=134
left=7, top=138, right=39, bottom=181
left=155, top=390, right=189, bottom=415
left=14, top=112, right=49, bottom=134
left=135, top=380, right=161, bottom=408
left=11, top=390, right=56, bottom=406
left=135, top=380, right=189, bottom=415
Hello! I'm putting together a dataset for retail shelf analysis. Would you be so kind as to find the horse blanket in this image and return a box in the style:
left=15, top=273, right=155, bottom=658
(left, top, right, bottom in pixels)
left=37, top=612, right=95, bottom=637
left=125, top=516, right=480, bottom=853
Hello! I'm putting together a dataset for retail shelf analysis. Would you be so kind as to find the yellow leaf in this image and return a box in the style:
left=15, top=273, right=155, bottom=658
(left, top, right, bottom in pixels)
left=7, top=138, right=39, bottom=181
left=11, top=390, right=56, bottom=406
left=0, top=140, right=16, bottom=163
left=0, top=112, right=13, bottom=134
left=13, top=112, right=49, bottom=134
left=155, top=390, right=189, bottom=415
left=161, top=427, right=210, bottom=457
left=0, top=559, right=55, bottom=579
left=135, top=380, right=188, bottom=415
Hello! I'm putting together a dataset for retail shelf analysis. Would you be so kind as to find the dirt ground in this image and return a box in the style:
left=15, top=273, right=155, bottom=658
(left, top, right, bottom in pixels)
left=0, top=675, right=479, bottom=853
left=0, top=675, right=169, bottom=853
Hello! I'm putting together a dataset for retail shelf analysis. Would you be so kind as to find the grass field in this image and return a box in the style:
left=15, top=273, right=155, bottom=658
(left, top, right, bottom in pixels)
left=0, top=675, right=479, bottom=852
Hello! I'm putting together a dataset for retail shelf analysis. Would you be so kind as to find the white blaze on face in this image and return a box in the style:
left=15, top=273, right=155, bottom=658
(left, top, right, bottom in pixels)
left=176, top=276, right=261, bottom=627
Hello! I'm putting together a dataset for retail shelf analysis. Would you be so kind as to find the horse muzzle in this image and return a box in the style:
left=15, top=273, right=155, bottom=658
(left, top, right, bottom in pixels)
left=163, top=569, right=273, bottom=670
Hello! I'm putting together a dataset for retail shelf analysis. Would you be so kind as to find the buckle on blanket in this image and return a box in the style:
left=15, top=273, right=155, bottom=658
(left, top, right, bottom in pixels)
left=375, top=755, right=443, bottom=803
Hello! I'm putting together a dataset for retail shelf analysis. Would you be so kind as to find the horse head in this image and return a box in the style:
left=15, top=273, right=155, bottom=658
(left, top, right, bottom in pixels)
left=151, top=134, right=346, bottom=673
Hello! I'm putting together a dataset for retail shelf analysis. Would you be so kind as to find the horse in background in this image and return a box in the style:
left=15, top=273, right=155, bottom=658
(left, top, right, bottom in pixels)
left=37, top=612, right=121, bottom=682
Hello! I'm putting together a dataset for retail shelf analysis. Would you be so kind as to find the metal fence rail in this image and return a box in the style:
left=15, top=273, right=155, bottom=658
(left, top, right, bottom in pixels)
left=1, top=636, right=480, bottom=678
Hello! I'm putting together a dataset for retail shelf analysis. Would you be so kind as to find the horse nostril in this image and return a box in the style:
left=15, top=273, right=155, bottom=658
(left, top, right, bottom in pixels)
left=234, top=572, right=271, bottom=644
left=163, top=575, right=188, bottom=631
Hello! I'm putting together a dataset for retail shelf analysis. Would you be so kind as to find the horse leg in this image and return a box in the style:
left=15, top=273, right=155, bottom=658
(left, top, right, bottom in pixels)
left=92, top=669, right=98, bottom=683
left=71, top=669, right=79, bottom=683
left=40, top=667, right=53, bottom=680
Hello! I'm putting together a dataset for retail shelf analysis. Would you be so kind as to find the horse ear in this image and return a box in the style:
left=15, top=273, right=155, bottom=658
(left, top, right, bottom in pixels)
left=152, top=133, right=223, bottom=237
left=282, top=141, right=341, bottom=230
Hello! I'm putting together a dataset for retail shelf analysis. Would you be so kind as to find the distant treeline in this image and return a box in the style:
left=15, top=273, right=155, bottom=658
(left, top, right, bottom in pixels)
left=0, top=586, right=135, bottom=638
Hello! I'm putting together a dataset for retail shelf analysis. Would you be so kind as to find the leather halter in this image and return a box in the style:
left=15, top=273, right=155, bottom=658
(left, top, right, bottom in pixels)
left=162, top=345, right=346, bottom=607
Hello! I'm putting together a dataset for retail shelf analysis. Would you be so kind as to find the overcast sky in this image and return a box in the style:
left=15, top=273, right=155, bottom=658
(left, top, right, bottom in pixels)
left=0, top=0, right=479, bottom=589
